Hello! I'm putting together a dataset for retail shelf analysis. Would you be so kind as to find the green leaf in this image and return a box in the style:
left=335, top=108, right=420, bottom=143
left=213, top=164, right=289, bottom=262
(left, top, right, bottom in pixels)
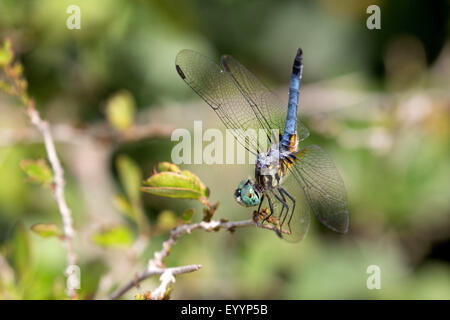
left=20, top=159, right=53, bottom=186
left=142, top=163, right=209, bottom=201
left=180, top=170, right=210, bottom=198
left=30, top=223, right=62, bottom=238
left=91, top=225, right=134, bottom=248
left=142, top=171, right=208, bottom=199
left=116, top=155, right=150, bottom=234
left=182, top=208, right=194, bottom=222
left=158, top=162, right=180, bottom=172
left=0, top=39, right=13, bottom=67
left=105, top=90, right=135, bottom=131
left=116, top=155, right=142, bottom=204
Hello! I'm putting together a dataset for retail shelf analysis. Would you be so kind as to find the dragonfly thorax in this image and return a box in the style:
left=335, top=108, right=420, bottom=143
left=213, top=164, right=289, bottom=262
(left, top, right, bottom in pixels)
left=255, top=143, right=292, bottom=191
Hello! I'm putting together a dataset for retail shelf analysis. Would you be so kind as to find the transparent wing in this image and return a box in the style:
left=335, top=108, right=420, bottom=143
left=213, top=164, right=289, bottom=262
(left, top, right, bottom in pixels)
left=221, top=54, right=310, bottom=142
left=290, top=145, right=349, bottom=233
left=176, top=50, right=271, bottom=154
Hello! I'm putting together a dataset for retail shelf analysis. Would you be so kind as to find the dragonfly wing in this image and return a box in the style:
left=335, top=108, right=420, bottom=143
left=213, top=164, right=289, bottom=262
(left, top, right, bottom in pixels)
left=291, top=145, right=349, bottom=233
left=221, top=54, right=310, bottom=142
left=176, top=50, right=271, bottom=155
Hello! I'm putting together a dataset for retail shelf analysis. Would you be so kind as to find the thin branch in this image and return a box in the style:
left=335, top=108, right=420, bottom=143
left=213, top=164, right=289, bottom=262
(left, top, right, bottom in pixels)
left=149, top=219, right=274, bottom=268
left=109, top=264, right=202, bottom=300
left=109, top=218, right=280, bottom=299
left=27, top=102, right=78, bottom=298
left=1, top=40, right=78, bottom=299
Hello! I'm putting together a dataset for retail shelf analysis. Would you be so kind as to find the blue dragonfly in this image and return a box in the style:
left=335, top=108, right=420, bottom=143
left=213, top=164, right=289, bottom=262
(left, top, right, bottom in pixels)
left=175, top=48, right=349, bottom=242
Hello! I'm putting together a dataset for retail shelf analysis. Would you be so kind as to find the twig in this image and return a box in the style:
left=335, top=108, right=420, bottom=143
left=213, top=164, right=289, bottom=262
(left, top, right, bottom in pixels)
left=109, top=218, right=280, bottom=299
left=150, top=218, right=278, bottom=268
left=0, top=39, right=78, bottom=299
left=27, top=102, right=78, bottom=298
left=109, top=264, right=201, bottom=300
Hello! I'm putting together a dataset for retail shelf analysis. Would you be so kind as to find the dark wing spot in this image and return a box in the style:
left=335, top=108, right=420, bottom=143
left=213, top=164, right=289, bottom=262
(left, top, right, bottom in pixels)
left=176, top=65, right=186, bottom=79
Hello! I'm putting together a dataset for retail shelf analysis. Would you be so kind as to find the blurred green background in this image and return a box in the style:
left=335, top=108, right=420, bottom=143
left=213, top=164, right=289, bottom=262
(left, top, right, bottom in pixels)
left=0, top=0, right=449, bottom=299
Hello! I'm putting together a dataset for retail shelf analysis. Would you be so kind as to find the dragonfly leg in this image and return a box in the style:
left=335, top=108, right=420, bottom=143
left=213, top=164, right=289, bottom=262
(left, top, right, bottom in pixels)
left=262, top=194, right=274, bottom=223
left=278, top=189, right=289, bottom=227
left=257, top=194, right=265, bottom=214
left=271, top=190, right=290, bottom=237
left=272, top=192, right=287, bottom=220
left=280, top=187, right=296, bottom=234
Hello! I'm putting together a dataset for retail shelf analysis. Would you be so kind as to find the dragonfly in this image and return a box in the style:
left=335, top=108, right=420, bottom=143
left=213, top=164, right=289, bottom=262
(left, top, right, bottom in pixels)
left=175, top=48, right=349, bottom=242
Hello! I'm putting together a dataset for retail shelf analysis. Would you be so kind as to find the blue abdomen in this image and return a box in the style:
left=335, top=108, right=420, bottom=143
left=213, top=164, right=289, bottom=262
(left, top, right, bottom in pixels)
left=280, top=48, right=303, bottom=149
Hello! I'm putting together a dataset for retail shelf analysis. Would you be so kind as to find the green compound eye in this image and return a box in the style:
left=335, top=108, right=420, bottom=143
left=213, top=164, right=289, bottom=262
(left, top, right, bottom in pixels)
left=234, top=179, right=260, bottom=207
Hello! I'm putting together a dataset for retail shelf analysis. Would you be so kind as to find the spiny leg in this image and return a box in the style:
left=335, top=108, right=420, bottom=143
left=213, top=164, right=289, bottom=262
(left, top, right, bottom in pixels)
left=263, top=194, right=274, bottom=223
left=255, top=193, right=266, bottom=222
left=271, top=190, right=290, bottom=237
left=257, top=194, right=265, bottom=214
left=280, top=187, right=296, bottom=234
left=277, top=188, right=290, bottom=228
left=272, top=190, right=288, bottom=223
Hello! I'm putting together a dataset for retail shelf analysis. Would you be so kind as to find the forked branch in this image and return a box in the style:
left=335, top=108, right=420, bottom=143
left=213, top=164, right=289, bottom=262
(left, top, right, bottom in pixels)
left=109, top=217, right=281, bottom=299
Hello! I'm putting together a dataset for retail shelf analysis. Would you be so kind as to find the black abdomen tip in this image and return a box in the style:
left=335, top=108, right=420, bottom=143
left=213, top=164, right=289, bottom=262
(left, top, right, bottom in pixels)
left=292, top=48, right=303, bottom=74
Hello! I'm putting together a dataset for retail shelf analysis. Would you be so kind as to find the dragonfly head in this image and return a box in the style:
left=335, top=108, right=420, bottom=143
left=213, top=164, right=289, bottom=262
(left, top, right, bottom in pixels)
left=234, top=179, right=260, bottom=207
